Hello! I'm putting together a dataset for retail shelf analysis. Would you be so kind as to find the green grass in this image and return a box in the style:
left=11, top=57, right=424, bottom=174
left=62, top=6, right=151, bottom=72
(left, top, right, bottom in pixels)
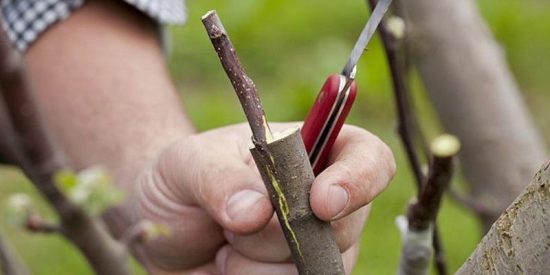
left=1, top=0, right=549, bottom=273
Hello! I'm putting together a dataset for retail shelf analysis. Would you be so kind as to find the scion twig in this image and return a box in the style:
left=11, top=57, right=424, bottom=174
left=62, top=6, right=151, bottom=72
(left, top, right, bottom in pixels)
left=201, top=10, right=272, bottom=144
left=202, top=10, right=344, bottom=275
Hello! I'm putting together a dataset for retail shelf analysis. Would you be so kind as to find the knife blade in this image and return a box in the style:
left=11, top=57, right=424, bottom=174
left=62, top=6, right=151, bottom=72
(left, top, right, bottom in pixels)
left=301, top=0, right=392, bottom=175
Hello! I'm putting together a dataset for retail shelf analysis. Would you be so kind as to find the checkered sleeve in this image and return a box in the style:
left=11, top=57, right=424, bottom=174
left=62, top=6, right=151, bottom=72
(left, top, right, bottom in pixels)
left=0, top=0, right=186, bottom=52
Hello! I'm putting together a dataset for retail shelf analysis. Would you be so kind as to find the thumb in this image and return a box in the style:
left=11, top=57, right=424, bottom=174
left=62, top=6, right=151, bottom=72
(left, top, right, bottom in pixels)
left=157, top=137, right=273, bottom=234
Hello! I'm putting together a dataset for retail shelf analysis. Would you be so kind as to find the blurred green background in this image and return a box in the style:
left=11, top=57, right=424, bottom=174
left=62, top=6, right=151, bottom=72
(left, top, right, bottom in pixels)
left=1, top=0, right=549, bottom=274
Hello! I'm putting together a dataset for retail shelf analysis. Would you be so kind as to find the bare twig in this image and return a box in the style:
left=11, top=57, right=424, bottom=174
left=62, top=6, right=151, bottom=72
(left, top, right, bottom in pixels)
left=368, top=0, right=425, bottom=189
left=0, top=17, right=128, bottom=275
left=202, top=10, right=344, bottom=275
left=398, top=135, right=459, bottom=275
left=457, top=160, right=550, bottom=274
left=0, top=17, right=74, bottom=217
left=407, top=135, right=459, bottom=275
left=366, top=1, right=450, bottom=273
left=201, top=10, right=272, bottom=144
left=408, top=135, right=459, bottom=231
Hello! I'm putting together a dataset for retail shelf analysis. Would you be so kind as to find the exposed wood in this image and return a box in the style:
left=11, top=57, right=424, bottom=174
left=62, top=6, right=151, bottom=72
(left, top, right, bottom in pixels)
left=398, top=0, right=548, bottom=230
left=457, top=161, right=550, bottom=274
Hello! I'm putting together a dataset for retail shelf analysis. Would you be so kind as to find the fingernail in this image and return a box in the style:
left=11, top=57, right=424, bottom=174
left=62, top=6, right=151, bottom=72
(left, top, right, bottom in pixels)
left=216, top=246, right=230, bottom=275
left=224, top=230, right=234, bottom=243
left=226, top=190, right=265, bottom=221
left=328, top=185, right=349, bottom=219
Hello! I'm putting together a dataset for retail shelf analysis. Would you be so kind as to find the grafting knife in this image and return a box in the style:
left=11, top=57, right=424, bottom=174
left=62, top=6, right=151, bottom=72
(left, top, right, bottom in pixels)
left=301, top=0, right=392, bottom=175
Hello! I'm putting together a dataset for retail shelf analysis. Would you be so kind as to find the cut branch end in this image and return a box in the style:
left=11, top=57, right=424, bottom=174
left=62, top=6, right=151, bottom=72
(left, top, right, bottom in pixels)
left=430, top=134, right=460, bottom=158
left=201, top=10, right=216, bottom=21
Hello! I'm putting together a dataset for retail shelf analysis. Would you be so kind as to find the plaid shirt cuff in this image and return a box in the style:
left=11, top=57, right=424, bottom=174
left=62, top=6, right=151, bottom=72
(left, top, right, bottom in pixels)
left=0, top=0, right=186, bottom=52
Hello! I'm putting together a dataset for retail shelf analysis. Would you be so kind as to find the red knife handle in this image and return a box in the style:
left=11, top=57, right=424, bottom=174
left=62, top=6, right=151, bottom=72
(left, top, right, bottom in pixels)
left=301, top=74, right=357, bottom=175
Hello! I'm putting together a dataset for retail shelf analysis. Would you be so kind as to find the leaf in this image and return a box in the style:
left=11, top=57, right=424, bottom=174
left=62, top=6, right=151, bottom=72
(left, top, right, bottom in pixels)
left=74, top=166, right=125, bottom=216
left=54, top=169, right=78, bottom=194
left=54, top=166, right=125, bottom=216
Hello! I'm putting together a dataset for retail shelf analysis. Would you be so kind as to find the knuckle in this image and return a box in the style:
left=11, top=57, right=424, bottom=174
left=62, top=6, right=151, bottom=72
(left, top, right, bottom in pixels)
left=338, top=161, right=355, bottom=183
left=337, top=162, right=371, bottom=205
left=348, top=134, right=395, bottom=203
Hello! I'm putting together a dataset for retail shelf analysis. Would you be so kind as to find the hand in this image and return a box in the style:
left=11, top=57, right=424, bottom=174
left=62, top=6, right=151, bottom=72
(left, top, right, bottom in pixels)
left=134, top=122, right=395, bottom=274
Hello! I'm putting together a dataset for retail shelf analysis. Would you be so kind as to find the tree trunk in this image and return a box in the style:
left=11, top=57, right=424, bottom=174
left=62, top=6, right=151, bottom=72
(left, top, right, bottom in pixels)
left=456, top=160, right=550, bottom=274
left=399, top=0, right=548, bottom=230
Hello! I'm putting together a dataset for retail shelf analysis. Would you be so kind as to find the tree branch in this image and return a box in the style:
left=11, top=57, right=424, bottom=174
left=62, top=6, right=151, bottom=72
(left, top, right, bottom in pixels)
left=202, top=10, right=344, bottom=275
left=398, top=0, right=547, bottom=231
left=368, top=0, right=425, bottom=190
left=408, top=135, right=459, bottom=231
left=0, top=99, right=20, bottom=165
left=0, top=17, right=128, bottom=275
left=398, top=135, right=459, bottom=275
left=366, top=1, right=449, bottom=273
left=457, top=160, right=550, bottom=274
